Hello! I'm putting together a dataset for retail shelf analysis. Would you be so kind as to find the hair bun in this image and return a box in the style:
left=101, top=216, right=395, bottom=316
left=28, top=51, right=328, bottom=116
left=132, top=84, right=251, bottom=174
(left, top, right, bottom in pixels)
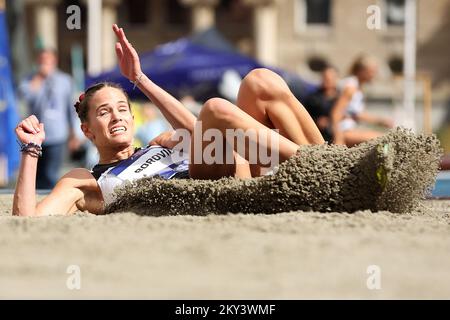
left=74, top=101, right=80, bottom=112
left=74, top=92, right=85, bottom=113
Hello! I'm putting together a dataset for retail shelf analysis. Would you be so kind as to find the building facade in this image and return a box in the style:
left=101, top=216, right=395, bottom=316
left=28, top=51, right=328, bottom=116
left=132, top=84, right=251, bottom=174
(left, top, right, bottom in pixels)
left=12, top=0, right=450, bottom=99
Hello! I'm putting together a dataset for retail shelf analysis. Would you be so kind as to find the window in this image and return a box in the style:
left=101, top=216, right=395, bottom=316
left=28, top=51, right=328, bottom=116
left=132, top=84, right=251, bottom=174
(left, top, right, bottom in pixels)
left=295, top=0, right=332, bottom=32
left=124, top=0, right=149, bottom=25
left=388, top=56, right=403, bottom=74
left=386, top=0, right=405, bottom=26
left=305, top=0, right=331, bottom=25
left=307, top=56, right=329, bottom=72
left=166, top=0, right=190, bottom=26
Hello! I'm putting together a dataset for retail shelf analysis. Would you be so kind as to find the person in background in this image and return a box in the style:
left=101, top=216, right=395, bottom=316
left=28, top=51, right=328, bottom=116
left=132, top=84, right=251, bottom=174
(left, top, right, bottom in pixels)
left=180, top=95, right=203, bottom=117
left=18, top=48, right=80, bottom=189
left=304, top=65, right=339, bottom=142
left=330, top=55, right=393, bottom=146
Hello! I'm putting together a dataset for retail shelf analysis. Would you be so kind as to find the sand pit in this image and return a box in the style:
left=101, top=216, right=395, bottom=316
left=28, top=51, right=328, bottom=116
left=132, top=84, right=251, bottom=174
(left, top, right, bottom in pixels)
left=0, top=128, right=447, bottom=299
left=0, top=194, right=449, bottom=299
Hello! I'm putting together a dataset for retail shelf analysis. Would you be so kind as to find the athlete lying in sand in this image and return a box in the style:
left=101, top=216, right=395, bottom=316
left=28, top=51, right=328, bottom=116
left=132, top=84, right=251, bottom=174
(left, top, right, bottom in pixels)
left=12, top=24, right=324, bottom=216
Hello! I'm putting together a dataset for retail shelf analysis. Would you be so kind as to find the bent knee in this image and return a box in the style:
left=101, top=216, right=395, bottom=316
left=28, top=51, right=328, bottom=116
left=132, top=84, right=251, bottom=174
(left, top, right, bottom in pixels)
left=243, top=68, right=279, bottom=90
left=200, top=97, right=236, bottom=123
left=241, top=68, right=291, bottom=100
left=245, top=68, right=280, bottom=81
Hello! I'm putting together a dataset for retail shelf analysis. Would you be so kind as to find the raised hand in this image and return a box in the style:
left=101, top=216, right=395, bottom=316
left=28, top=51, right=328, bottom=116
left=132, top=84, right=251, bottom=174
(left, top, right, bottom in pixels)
left=15, top=115, right=45, bottom=145
left=112, top=24, right=142, bottom=82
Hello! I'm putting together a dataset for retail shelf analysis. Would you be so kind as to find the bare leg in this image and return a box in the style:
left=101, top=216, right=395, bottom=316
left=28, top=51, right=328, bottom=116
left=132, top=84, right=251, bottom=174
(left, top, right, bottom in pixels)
left=189, top=98, right=299, bottom=179
left=189, top=68, right=325, bottom=179
left=344, top=129, right=383, bottom=147
left=236, top=68, right=324, bottom=176
left=237, top=68, right=325, bottom=145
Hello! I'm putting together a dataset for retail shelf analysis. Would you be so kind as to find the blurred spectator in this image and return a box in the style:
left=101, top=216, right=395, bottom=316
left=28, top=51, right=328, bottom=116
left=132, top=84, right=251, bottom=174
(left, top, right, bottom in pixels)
left=135, top=102, right=170, bottom=145
left=180, top=95, right=203, bottom=117
left=218, top=69, right=242, bottom=103
left=304, top=65, right=339, bottom=142
left=18, top=48, right=80, bottom=189
left=330, top=55, right=393, bottom=146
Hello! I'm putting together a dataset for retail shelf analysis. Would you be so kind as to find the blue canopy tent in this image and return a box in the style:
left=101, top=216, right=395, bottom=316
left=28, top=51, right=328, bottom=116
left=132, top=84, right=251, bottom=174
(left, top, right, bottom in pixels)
left=0, top=8, right=19, bottom=184
left=86, top=28, right=316, bottom=102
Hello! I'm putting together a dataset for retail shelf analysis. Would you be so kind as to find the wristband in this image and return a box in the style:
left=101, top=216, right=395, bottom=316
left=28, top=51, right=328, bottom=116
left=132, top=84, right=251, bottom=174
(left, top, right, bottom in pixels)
left=17, top=140, right=43, bottom=158
left=130, top=73, right=144, bottom=90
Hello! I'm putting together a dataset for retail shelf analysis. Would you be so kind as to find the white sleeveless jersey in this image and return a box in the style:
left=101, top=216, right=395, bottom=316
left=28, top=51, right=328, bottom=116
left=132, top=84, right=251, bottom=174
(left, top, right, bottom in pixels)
left=337, top=76, right=365, bottom=131
left=97, top=146, right=189, bottom=206
left=340, top=76, right=365, bottom=116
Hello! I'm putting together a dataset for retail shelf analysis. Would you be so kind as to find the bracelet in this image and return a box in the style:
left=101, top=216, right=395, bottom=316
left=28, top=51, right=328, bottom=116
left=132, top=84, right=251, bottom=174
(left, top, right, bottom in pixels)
left=130, top=73, right=144, bottom=90
left=17, top=140, right=43, bottom=158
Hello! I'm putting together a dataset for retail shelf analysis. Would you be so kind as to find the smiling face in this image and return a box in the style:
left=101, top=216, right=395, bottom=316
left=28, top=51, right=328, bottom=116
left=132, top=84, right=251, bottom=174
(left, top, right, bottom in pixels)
left=81, top=86, right=135, bottom=149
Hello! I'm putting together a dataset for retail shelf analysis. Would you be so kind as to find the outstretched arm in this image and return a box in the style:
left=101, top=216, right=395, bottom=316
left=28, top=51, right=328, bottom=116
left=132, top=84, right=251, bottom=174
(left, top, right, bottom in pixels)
left=356, top=112, right=394, bottom=128
left=113, top=24, right=196, bottom=134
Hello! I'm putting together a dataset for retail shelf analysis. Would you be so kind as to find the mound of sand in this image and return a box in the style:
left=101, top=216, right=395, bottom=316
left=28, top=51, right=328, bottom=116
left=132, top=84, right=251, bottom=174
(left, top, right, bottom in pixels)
left=107, top=128, right=442, bottom=216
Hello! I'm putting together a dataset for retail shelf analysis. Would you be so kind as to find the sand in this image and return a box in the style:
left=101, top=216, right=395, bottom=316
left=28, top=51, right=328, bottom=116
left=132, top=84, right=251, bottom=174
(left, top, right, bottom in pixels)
left=0, top=128, right=446, bottom=299
left=1, top=194, right=449, bottom=299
